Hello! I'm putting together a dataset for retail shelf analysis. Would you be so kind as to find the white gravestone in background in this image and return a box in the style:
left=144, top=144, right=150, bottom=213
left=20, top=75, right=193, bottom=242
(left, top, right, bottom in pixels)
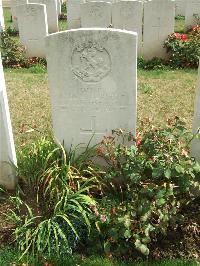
left=0, top=0, right=5, bottom=31
left=191, top=61, right=200, bottom=161
left=10, top=0, right=28, bottom=30
left=81, top=1, right=112, bottom=28
left=29, top=0, right=58, bottom=33
left=185, top=0, right=200, bottom=32
left=175, top=0, right=186, bottom=16
left=2, top=0, right=11, bottom=7
left=112, top=0, right=143, bottom=55
left=0, top=54, right=17, bottom=189
left=16, top=4, right=48, bottom=58
left=57, top=0, right=61, bottom=15
left=143, top=0, right=175, bottom=60
left=46, top=28, right=137, bottom=151
left=67, top=0, right=83, bottom=29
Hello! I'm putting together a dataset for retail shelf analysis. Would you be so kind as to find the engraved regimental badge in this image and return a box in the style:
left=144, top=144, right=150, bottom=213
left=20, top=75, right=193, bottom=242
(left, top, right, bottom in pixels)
left=71, top=41, right=111, bottom=83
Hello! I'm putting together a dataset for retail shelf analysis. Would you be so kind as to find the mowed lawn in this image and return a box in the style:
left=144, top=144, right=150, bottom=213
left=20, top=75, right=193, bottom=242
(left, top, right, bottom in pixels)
left=4, top=68, right=198, bottom=150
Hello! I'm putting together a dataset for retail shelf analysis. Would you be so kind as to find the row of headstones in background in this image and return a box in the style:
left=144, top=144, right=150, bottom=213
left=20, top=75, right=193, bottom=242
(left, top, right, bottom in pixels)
left=68, top=0, right=175, bottom=60
left=0, top=53, right=17, bottom=189
left=185, top=0, right=200, bottom=32
left=2, top=0, right=10, bottom=7
left=0, top=0, right=5, bottom=31
left=175, top=0, right=200, bottom=31
left=175, top=0, right=186, bottom=16
left=11, top=0, right=62, bottom=58
left=10, top=0, right=61, bottom=33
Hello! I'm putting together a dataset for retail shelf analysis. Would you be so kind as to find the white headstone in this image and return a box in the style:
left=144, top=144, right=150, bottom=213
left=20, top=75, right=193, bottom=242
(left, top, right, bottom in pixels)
left=0, top=53, right=17, bottom=189
left=57, top=0, right=61, bottom=15
left=46, top=28, right=137, bottom=151
left=10, top=0, right=28, bottom=30
left=2, top=0, right=11, bottom=7
left=143, top=0, right=175, bottom=60
left=81, top=1, right=112, bottom=28
left=185, top=0, right=200, bottom=32
left=16, top=3, right=48, bottom=58
left=112, top=0, right=143, bottom=55
left=191, top=61, right=200, bottom=161
left=0, top=0, right=5, bottom=31
left=29, top=0, right=58, bottom=33
left=175, top=0, right=186, bottom=16
left=67, top=0, right=83, bottom=29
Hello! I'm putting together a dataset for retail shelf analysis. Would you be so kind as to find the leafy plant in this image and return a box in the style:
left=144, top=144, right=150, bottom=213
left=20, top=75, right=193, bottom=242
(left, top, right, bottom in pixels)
left=138, top=57, right=168, bottom=70
left=6, top=119, right=200, bottom=260
left=0, top=31, right=28, bottom=68
left=61, top=2, right=67, bottom=13
left=5, top=26, right=19, bottom=37
left=0, top=30, right=47, bottom=68
left=8, top=139, right=98, bottom=259
left=139, top=83, right=154, bottom=94
left=0, top=186, right=6, bottom=201
left=164, top=26, right=200, bottom=68
left=89, top=118, right=200, bottom=258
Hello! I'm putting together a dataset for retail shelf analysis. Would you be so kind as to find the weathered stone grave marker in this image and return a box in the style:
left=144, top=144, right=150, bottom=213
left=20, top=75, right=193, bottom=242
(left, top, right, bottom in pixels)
left=81, top=1, right=112, bottom=28
left=0, top=0, right=5, bottom=31
left=10, top=0, right=28, bottom=30
left=46, top=28, right=137, bottom=151
left=175, top=0, right=186, bottom=16
left=29, top=0, right=58, bottom=33
left=16, top=3, right=48, bottom=57
left=0, top=53, right=17, bottom=189
left=143, top=0, right=175, bottom=60
left=191, top=61, right=200, bottom=161
left=57, top=0, right=61, bottom=15
left=112, top=0, right=143, bottom=55
left=185, top=0, right=200, bottom=32
left=67, top=0, right=83, bottom=29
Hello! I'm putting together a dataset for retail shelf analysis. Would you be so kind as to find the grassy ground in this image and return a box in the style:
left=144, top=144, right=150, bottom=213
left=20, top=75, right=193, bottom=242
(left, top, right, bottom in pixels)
left=3, top=7, right=12, bottom=29
left=4, top=68, right=198, bottom=150
left=175, top=16, right=185, bottom=33
left=0, top=247, right=198, bottom=266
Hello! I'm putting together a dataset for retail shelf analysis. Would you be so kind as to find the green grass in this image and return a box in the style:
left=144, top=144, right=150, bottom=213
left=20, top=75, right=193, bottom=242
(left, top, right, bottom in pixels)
left=4, top=68, right=198, bottom=150
left=0, top=247, right=198, bottom=266
left=175, top=16, right=185, bottom=33
left=59, top=19, right=67, bottom=31
left=3, top=7, right=12, bottom=29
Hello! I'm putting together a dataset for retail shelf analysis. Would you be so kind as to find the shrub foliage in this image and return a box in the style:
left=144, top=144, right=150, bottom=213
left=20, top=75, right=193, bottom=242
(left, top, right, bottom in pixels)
left=5, top=119, right=200, bottom=260
left=164, top=26, right=200, bottom=68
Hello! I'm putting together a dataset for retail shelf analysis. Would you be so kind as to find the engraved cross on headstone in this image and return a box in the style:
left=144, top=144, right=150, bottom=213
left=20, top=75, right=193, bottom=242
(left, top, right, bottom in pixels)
left=80, top=116, right=107, bottom=135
